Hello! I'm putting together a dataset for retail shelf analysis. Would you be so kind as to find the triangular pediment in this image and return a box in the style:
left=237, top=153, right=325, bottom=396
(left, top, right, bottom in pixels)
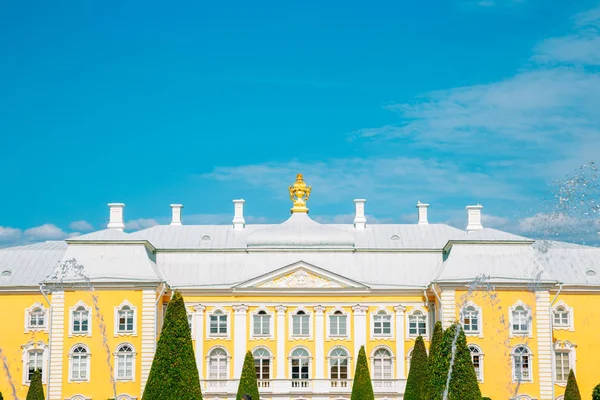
left=234, top=261, right=369, bottom=290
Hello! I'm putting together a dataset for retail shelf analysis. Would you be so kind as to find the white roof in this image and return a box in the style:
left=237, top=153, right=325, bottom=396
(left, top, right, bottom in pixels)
left=0, top=241, right=67, bottom=287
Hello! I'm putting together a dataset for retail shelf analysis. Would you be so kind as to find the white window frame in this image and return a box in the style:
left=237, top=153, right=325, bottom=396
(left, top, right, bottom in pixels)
left=552, top=301, right=574, bottom=331
left=512, top=345, right=534, bottom=383
left=66, top=396, right=91, bottom=400
left=371, top=307, right=393, bottom=340
left=509, top=301, right=532, bottom=338
left=69, top=301, right=92, bottom=337
left=462, top=302, right=483, bottom=337
left=21, top=341, right=48, bottom=385
left=553, top=340, right=576, bottom=386
left=206, top=346, right=231, bottom=380
left=406, top=307, right=428, bottom=338
left=468, top=344, right=484, bottom=382
left=252, top=346, right=273, bottom=381
left=114, top=300, right=137, bottom=336
left=327, top=307, right=350, bottom=340
left=206, top=307, right=231, bottom=339
left=289, top=307, right=312, bottom=340
left=405, top=347, right=414, bottom=379
left=370, top=346, right=395, bottom=381
left=68, top=344, right=91, bottom=383
left=116, top=394, right=138, bottom=400
left=187, top=309, right=195, bottom=339
left=24, top=302, right=48, bottom=332
left=328, top=346, right=351, bottom=381
left=250, top=307, right=274, bottom=340
left=114, top=343, right=137, bottom=382
left=289, top=346, right=312, bottom=381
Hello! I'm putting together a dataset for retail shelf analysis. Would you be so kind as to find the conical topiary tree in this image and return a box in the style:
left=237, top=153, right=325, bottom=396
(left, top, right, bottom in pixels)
left=26, top=369, right=44, bottom=400
left=428, top=322, right=450, bottom=400
left=143, top=291, right=203, bottom=400
left=444, top=323, right=481, bottom=400
left=236, top=351, right=260, bottom=400
left=593, top=383, right=600, bottom=400
left=351, top=346, right=374, bottom=400
left=404, top=336, right=429, bottom=400
left=564, top=369, right=581, bottom=400
left=425, top=321, right=444, bottom=399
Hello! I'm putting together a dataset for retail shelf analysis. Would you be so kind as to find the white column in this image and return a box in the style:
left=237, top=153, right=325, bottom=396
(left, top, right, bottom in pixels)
left=314, top=305, right=326, bottom=379
left=441, top=289, right=456, bottom=329
left=233, top=304, right=249, bottom=378
left=394, top=305, right=406, bottom=379
left=536, top=291, right=553, bottom=400
left=140, top=289, right=158, bottom=393
left=352, top=304, right=368, bottom=359
left=194, top=304, right=206, bottom=379
left=48, top=291, right=64, bottom=400
left=275, top=305, right=287, bottom=379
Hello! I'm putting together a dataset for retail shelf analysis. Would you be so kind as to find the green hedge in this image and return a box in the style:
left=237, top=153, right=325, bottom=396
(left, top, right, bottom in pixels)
left=236, top=351, right=260, bottom=400
left=351, top=346, right=374, bottom=400
left=26, top=369, right=44, bottom=400
left=404, top=336, right=428, bottom=400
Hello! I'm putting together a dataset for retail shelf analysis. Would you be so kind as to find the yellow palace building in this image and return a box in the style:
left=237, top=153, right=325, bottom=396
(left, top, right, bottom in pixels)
left=1, top=174, right=600, bottom=400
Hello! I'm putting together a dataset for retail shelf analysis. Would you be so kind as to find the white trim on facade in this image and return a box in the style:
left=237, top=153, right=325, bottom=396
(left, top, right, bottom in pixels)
left=371, top=306, right=394, bottom=341
left=68, top=300, right=92, bottom=337
left=405, top=306, right=429, bottom=339
left=67, top=343, right=91, bottom=383
left=21, top=340, right=48, bottom=385
left=370, top=345, right=395, bottom=381
left=250, top=306, right=275, bottom=340
left=462, top=301, right=483, bottom=338
left=206, top=306, right=231, bottom=340
left=114, top=300, right=138, bottom=337
left=289, top=305, right=313, bottom=340
left=468, top=343, right=484, bottom=383
left=233, top=304, right=249, bottom=378
left=352, top=304, right=368, bottom=359
left=509, top=300, right=533, bottom=338
left=206, top=345, right=232, bottom=381
left=24, top=302, right=48, bottom=332
left=193, top=304, right=206, bottom=380
left=553, top=340, right=577, bottom=387
left=327, top=345, right=352, bottom=381
left=552, top=301, right=575, bottom=331
left=49, top=290, right=65, bottom=400
left=114, top=342, right=137, bottom=382
left=511, top=344, right=534, bottom=384
left=288, top=346, right=312, bottom=380
left=116, top=393, right=138, bottom=400
left=65, top=395, right=91, bottom=400
left=326, top=306, right=351, bottom=341
left=140, top=289, right=157, bottom=393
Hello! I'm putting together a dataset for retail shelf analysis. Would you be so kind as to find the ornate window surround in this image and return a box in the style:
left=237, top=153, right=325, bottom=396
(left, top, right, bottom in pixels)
left=553, top=340, right=576, bottom=386
left=327, top=345, right=352, bottom=380
left=509, top=301, right=533, bottom=338
left=21, top=341, right=48, bottom=385
left=114, top=343, right=137, bottom=382
left=552, top=301, right=575, bottom=331
left=405, top=306, right=429, bottom=339
left=461, top=301, right=483, bottom=338
left=116, top=394, right=138, bottom=400
left=69, top=300, right=92, bottom=337
left=252, top=346, right=274, bottom=379
left=24, top=302, right=48, bottom=333
left=369, top=345, right=395, bottom=380
left=206, top=306, right=231, bottom=340
left=66, top=395, right=91, bottom=400
left=371, top=306, right=394, bottom=340
left=68, top=343, right=91, bottom=383
left=468, top=344, right=484, bottom=382
left=250, top=306, right=274, bottom=340
left=206, top=345, right=231, bottom=380
left=289, top=306, right=313, bottom=340
left=327, top=307, right=351, bottom=341
left=114, top=300, right=137, bottom=336
left=288, top=346, right=312, bottom=379
left=511, top=344, right=534, bottom=383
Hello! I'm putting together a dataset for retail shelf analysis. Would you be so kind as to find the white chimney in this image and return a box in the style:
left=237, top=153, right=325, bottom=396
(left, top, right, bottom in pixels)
left=416, top=201, right=429, bottom=225
left=170, top=204, right=183, bottom=226
left=107, top=203, right=125, bottom=231
left=232, top=199, right=246, bottom=230
left=354, top=199, right=367, bottom=229
left=466, top=204, right=484, bottom=232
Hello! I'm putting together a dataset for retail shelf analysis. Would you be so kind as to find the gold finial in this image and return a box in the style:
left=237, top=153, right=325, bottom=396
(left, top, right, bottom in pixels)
left=289, top=173, right=311, bottom=214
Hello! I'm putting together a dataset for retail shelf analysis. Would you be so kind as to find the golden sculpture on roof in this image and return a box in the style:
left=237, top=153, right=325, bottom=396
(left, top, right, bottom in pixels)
left=289, top=173, right=311, bottom=213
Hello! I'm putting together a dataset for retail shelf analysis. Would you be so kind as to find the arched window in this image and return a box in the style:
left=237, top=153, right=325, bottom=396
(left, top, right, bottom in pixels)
left=116, top=344, right=135, bottom=380
left=512, top=346, right=531, bottom=382
left=469, top=345, right=483, bottom=381
left=408, top=310, right=427, bottom=336
left=116, top=395, right=135, bottom=400
left=253, top=347, right=271, bottom=382
left=70, top=345, right=89, bottom=381
left=290, top=348, right=310, bottom=385
left=208, top=347, right=229, bottom=380
left=329, top=310, right=347, bottom=337
left=329, top=347, right=350, bottom=382
left=373, top=310, right=392, bottom=336
left=292, top=310, right=310, bottom=337
left=118, top=305, right=134, bottom=333
left=511, top=305, right=529, bottom=334
left=73, top=306, right=90, bottom=334
left=26, top=304, right=47, bottom=330
left=253, top=310, right=271, bottom=336
left=463, top=306, right=479, bottom=333
left=554, top=306, right=569, bottom=327
left=372, top=348, right=393, bottom=380
left=210, top=310, right=228, bottom=336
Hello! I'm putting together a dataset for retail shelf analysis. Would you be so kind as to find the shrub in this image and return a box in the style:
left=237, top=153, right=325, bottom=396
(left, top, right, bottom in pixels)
left=482, top=397, right=492, bottom=400
left=25, top=369, right=44, bottom=400
left=427, top=322, right=450, bottom=400
left=143, top=291, right=203, bottom=400
left=351, top=346, right=374, bottom=400
left=404, top=336, right=429, bottom=400
left=593, top=383, right=600, bottom=400
left=564, top=369, right=581, bottom=400
left=236, top=351, right=260, bottom=400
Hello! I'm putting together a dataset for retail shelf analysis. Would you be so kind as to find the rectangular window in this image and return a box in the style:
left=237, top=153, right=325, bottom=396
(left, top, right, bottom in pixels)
left=291, top=359, right=309, bottom=379
left=72, top=355, right=88, bottom=380
left=555, top=351, right=570, bottom=382
left=28, top=351, right=43, bottom=381
left=254, top=358, right=270, bottom=380
left=209, top=313, right=228, bottom=335
left=292, top=314, right=310, bottom=336
left=374, top=314, right=391, bottom=336
left=118, top=309, right=134, bottom=332
left=253, top=313, right=271, bottom=336
left=329, top=314, right=347, bottom=336
left=118, top=354, right=134, bottom=379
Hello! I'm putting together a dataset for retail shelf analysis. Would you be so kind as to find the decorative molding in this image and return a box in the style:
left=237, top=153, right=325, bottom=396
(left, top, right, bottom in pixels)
left=68, top=301, right=92, bottom=337
left=114, top=300, right=138, bottom=337
left=65, top=395, right=92, bottom=400
left=553, top=340, right=577, bottom=386
left=289, top=306, right=313, bottom=340
left=21, top=340, right=49, bottom=385
left=352, top=304, right=368, bottom=315
left=232, top=304, right=249, bottom=314
left=205, top=346, right=231, bottom=380
left=194, top=304, right=205, bottom=380
left=48, top=290, right=64, bottom=400
left=140, top=290, right=157, bottom=393
left=24, top=302, right=48, bottom=333
left=405, top=306, right=429, bottom=340
left=552, top=301, right=575, bottom=331
left=233, top=304, right=248, bottom=377
left=468, top=343, right=484, bottom=383
left=250, top=306, right=274, bottom=341
left=193, top=304, right=206, bottom=314
left=461, top=301, right=483, bottom=338
left=511, top=344, right=535, bottom=384
left=206, top=306, right=231, bottom=340
left=67, top=343, right=91, bottom=383
left=114, top=343, right=137, bottom=382
left=326, top=306, right=351, bottom=341
left=440, top=289, right=456, bottom=329
left=259, top=268, right=344, bottom=289
left=371, top=306, right=394, bottom=341
left=509, top=300, right=533, bottom=338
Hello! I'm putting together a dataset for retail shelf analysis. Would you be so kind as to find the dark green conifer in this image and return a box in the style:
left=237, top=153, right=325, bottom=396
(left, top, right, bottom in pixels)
left=564, top=369, right=581, bottom=400
left=143, top=291, right=203, bottom=400
left=25, top=369, right=44, bottom=400
left=351, top=346, right=374, bottom=400
left=592, top=383, right=600, bottom=400
left=236, top=351, right=260, bottom=400
left=404, top=336, right=429, bottom=400
left=425, top=321, right=444, bottom=398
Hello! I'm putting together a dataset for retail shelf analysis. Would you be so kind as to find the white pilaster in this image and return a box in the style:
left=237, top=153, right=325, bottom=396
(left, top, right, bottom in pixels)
left=276, top=305, right=287, bottom=379
left=536, top=291, right=552, bottom=400
left=140, top=289, right=157, bottom=393
left=314, top=305, right=326, bottom=379
left=48, top=291, right=64, bottom=400
left=441, top=289, right=456, bottom=329
left=233, top=304, right=249, bottom=378
left=194, top=304, right=206, bottom=379
left=394, top=305, right=406, bottom=379
left=352, top=304, right=368, bottom=359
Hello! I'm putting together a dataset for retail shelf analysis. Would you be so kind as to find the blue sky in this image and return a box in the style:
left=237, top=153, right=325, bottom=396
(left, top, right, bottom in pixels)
left=1, top=0, right=600, bottom=246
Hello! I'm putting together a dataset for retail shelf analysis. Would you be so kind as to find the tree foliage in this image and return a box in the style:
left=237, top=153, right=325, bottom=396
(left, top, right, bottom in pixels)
left=236, top=351, right=260, bottom=400
left=143, top=291, right=203, bottom=400
left=425, top=321, right=444, bottom=399
left=592, top=383, right=600, bottom=400
left=351, top=346, right=374, bottom=400
left=564, top=369, right=581, bottom=400
left=404, top=336, right=429, bottom=400
left=25, top=369, right=44, bottom=400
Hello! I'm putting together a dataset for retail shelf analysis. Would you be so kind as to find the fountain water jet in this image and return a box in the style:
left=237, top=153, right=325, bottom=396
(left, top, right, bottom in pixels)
left=0, top=348, right=18, bottom=400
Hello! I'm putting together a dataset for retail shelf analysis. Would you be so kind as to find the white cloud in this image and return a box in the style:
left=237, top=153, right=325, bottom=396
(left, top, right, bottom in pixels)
left=23, top=224, right=69, bottom=240
left=125, top=218, right=159, bottom=230
left=69, top=220, right=94, bottom=232
left=0, top=226, right=21, bottom=242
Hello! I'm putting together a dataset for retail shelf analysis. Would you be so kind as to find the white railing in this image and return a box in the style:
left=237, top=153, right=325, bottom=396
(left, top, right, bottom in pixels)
left=330, top=379, right=351, bottom=388
left=291, top=379, right=311, bottom=389
left=257, top=379, right=271, bottom=388
left=201, top=378, right=404, bottom=394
